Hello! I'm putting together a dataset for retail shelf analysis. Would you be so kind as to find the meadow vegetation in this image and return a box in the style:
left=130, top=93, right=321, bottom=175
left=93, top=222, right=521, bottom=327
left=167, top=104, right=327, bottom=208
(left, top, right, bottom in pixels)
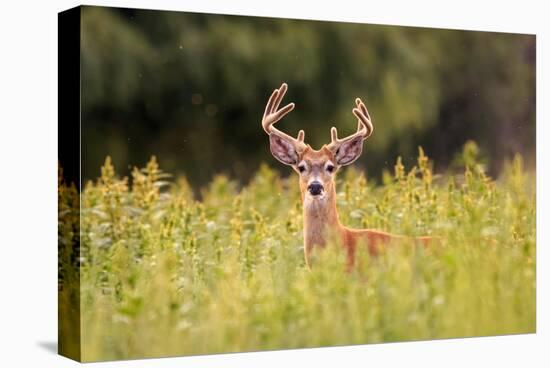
left=58, top=143, right=536, bottom=361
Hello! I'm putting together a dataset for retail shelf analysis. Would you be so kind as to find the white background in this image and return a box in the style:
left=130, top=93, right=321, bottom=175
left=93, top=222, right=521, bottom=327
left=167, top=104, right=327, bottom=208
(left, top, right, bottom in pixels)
left=0, top=0, right=547, bottom=366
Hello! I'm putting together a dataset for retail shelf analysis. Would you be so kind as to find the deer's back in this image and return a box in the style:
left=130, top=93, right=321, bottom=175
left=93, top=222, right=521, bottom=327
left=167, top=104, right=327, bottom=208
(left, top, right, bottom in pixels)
left=342, top=227, right=435, bottom=264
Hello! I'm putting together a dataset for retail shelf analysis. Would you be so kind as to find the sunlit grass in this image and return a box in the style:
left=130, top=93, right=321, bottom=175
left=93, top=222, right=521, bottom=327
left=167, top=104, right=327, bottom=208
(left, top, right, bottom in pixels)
left=58, top=143, right=536, bottom=362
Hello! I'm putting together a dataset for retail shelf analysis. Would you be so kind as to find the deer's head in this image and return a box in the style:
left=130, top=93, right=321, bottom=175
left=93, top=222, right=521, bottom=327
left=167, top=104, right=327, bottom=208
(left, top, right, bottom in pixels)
left=262, top=83, right=374, bottom=202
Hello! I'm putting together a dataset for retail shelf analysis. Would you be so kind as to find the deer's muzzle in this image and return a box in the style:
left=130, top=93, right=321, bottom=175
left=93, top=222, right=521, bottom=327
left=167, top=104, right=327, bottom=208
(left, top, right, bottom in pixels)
left=307, top=181, right=324, bottom=196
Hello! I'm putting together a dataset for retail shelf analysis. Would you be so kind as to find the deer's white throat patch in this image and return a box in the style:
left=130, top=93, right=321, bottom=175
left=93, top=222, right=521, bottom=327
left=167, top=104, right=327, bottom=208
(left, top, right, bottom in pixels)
left=304, top=192, right=328, bottom=211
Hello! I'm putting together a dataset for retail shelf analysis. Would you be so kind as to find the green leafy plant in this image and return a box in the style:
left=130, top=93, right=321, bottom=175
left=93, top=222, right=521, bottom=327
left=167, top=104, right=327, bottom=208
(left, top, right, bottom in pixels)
left=59, top=145, right=535, bottom=362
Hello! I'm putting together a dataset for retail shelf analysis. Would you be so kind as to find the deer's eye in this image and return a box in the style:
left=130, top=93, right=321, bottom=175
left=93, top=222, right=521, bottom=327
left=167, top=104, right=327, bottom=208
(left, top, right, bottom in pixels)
left=326, top=164, right=335, bottom=173
left=298, top=165, right=306, bottom=173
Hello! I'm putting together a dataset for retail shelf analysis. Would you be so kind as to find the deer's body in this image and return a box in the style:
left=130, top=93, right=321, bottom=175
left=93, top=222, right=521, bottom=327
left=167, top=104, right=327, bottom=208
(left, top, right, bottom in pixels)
left=262, top=83, right=432, bottom=269
left=302, top=176, right=396, bottom=267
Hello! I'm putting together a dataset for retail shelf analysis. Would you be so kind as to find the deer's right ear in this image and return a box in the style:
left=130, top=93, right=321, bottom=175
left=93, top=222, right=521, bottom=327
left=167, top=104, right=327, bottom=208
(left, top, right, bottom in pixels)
left=269, top=134, right=299, bottom=166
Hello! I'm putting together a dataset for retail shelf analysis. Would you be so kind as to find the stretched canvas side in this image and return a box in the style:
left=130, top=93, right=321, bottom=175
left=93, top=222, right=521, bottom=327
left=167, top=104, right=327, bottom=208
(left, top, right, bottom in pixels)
left=58, top=6, right=82, bottom=362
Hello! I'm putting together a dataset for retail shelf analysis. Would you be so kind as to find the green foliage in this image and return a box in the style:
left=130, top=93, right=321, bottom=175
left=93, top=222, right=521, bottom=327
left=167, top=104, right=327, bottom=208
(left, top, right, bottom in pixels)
left=59, top=148, right=535, bottom=362
left=58, top=165, right=81, bottom=359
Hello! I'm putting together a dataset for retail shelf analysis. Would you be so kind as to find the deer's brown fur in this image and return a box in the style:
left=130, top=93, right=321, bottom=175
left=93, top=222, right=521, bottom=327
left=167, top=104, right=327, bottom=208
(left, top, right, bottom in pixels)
left=262, top=83, right=432, bottom=269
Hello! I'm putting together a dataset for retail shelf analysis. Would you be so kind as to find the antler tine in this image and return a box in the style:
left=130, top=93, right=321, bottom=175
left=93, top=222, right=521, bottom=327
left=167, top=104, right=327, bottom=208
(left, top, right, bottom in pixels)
left=327, top=98, right=373, bottom=152
left=297, top=129, right=305, bottom=142
left=355, top=98, right=374, bottom=136
left=330, top=126, right=338, bottom=143
left=262, top=83, right=307, bottom=152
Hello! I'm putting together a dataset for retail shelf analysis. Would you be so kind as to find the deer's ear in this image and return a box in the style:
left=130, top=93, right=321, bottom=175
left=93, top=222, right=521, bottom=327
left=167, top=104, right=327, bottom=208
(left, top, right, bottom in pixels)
left=269, top=134, right=299, bottom=166
left=334, top=136, right=364, bottom=166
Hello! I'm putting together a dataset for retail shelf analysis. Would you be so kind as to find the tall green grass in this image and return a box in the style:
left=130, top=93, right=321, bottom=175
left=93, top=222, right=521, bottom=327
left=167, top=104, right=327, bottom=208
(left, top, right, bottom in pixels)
left=58, top=143, right=535, bottom=362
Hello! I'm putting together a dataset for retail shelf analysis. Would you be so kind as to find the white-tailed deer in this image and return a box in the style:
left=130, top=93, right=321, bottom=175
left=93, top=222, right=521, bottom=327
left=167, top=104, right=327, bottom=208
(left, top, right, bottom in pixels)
left=262, top=83, right=432, bottom=269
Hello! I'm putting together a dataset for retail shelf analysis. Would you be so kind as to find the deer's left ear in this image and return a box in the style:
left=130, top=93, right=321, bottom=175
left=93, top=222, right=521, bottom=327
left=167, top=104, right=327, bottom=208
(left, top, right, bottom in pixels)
left=334, top=136, right=364, bottom=166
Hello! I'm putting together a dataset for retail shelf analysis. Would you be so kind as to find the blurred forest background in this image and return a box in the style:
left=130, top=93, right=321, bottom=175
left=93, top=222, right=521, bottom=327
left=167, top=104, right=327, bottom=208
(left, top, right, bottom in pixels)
left=80, top=6, right=535, bottom=188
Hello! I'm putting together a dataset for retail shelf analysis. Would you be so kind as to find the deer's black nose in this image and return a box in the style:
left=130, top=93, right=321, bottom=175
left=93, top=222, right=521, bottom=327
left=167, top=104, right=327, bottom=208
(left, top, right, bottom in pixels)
left=308, top=181, right=324, bottom=196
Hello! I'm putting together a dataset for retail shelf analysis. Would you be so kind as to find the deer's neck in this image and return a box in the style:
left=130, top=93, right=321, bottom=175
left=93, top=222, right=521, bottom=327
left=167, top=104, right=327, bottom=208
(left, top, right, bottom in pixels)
left=302, top=186, right=342, bottom=255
